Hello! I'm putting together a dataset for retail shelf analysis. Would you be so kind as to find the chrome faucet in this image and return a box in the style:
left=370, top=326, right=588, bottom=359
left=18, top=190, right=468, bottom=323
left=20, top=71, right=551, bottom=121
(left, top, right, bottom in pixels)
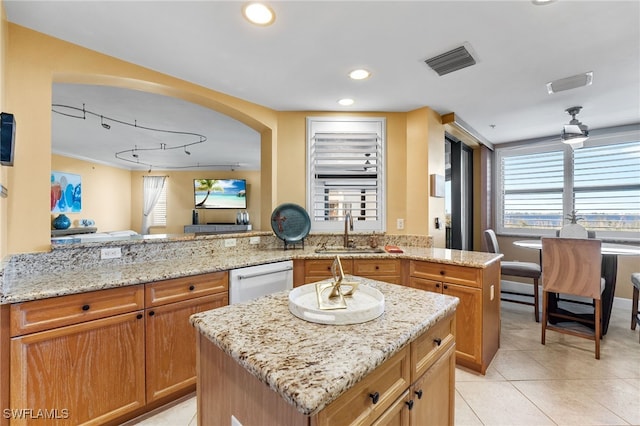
left=344, top=210, right=354, bottom=248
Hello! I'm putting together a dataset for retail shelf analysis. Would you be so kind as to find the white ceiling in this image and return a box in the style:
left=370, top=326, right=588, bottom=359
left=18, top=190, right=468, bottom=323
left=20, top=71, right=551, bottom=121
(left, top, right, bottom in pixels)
left=5, top=1, right=640, bottom=171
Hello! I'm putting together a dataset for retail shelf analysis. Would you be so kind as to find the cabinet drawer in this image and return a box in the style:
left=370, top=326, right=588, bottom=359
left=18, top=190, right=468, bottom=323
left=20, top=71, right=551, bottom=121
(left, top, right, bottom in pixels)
left=316, top=346, right=410, bottom=426
left=410, top=261, right=480, bottom=288
left=304, top=259, right=353, bottom=277
left=409, top=276, right=442, bottom=293
left=411, top=312, right=455, bottom=381
left=10, top=284, right=144, bottom=337
left=145, top=271, right=228, bottom=307
left=353, top=259, right=401, bottom=276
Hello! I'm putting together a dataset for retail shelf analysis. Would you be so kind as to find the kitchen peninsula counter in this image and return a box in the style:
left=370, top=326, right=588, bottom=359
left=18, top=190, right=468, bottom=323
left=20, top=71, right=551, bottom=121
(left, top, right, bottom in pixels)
left=1, top=237, right=501, bottom=304
left=191, top=277, right=459, bottom=424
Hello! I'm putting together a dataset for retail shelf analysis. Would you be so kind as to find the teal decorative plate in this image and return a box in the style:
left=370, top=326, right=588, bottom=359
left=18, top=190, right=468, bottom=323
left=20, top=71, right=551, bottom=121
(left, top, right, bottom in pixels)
left=271, top=203, right=311, bottom=243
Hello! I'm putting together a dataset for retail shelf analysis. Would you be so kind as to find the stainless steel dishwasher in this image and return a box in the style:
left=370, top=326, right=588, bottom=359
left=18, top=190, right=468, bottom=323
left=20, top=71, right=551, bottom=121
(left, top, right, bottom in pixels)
left=229, top=260, right=294, bottom=304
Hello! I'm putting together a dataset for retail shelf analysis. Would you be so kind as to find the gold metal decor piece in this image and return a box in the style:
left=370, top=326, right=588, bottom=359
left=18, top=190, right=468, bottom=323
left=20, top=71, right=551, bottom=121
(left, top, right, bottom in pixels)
left=315, top=256, right=360, bottom=310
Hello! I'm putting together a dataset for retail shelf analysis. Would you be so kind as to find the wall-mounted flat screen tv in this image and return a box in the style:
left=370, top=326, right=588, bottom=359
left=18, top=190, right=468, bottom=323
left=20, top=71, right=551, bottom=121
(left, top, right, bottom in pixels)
left=194, top=179, right=247, bottom=209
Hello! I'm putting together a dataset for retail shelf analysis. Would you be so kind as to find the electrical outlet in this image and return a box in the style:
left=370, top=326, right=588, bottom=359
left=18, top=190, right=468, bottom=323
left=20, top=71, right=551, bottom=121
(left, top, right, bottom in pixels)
left=396, top=218, right=405, bottom=230
left=249, top=236, right=261, bottom=245
left=100, top=247, right=122, bottom=260
left=224, top=238, right=237, bottom=248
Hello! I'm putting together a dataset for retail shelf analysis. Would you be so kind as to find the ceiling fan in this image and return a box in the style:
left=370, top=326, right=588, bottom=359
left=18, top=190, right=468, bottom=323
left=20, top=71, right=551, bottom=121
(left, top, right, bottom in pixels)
left=561, top=106, right=589, bottom=149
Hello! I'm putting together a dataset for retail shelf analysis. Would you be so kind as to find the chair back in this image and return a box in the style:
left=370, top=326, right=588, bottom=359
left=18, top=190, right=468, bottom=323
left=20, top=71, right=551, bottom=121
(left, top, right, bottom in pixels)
left=541, top=237, right=602, bottom=299
left=484, top=229, right=500, bottom=254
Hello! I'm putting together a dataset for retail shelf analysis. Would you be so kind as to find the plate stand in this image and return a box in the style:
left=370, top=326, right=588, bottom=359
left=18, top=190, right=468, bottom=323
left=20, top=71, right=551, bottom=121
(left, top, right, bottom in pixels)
left=284, top=238, right=305, bottom=250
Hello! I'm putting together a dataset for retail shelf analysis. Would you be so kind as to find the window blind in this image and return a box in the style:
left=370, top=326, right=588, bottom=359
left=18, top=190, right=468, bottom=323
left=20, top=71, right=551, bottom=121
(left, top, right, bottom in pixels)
left=573, top=141, right=640, bottom=231
left=501, top=150, right=565, bottom=230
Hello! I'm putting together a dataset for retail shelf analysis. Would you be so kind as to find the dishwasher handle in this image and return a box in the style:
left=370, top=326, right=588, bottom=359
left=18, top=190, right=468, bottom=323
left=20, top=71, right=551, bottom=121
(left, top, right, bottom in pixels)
left=236, top=266, right=293, bottom=280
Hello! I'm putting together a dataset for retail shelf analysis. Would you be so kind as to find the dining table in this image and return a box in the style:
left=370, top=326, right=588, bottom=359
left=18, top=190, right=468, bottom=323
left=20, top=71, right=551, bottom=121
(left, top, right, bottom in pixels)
left=513, top=239, right=640, bottom=335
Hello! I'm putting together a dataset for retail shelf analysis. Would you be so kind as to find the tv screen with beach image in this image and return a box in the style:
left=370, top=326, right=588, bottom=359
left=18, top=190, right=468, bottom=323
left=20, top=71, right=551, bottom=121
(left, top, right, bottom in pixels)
left=194, top=179, right=247, bottom=209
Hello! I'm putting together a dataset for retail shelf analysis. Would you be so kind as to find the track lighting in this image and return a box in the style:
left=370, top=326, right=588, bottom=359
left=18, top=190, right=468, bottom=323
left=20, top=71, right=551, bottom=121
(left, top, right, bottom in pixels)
left=100, top=116, right=111, bottom=129
left=184, top=147, right=191, bottom=155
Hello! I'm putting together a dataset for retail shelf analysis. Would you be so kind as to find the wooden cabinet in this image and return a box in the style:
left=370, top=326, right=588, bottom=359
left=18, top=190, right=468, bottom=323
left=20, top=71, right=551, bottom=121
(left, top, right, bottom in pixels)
left=294, top=258, right=401, bottom=286
left=316, top=346, right=411, bottom=426
left=408, top=260, right=500, bottom=374
left=9, top=286, right=146, bottom=425
left=197, top=311, right=456, bottom=426
left=7, top=272, right=229, bottom=425
left=145, top=272, right=228, bottom=402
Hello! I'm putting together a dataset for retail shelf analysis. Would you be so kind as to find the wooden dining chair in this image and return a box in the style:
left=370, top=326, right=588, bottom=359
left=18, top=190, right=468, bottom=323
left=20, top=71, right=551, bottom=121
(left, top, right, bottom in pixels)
left=484, top=229, right=542, bottom=322
left=541, top=237, right=603, bottom=359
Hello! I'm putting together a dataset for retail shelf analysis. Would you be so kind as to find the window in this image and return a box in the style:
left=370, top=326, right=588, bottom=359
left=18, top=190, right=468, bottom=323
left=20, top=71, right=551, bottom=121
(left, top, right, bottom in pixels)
left=307, top=117, right=385, bottom=232
left=148, top=182, right=167, bottom=227
left=495, top=126, right=640, bottom=239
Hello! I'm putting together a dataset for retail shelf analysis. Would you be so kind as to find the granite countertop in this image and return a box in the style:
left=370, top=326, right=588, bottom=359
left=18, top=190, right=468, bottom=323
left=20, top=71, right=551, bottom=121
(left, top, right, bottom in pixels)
left=0, top=244, right=501, bottom=304
left=190, top=277, right=459, bottom=416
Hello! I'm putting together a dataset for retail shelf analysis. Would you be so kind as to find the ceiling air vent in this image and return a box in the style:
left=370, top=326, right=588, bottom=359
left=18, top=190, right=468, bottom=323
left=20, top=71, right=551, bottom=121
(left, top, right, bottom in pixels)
left=425, top=45, right=476, bottom=76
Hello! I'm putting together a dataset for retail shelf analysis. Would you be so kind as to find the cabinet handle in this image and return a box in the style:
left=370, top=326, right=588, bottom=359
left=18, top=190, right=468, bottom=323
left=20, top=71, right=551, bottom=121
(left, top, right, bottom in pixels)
left=81, top=304, right=90, bottom=311
left=375, top=265, right=379, bottom=270
left=415, top=389, right=423, bottom=399
left=439, top=270, right=445, bottom=275
left=189, top=285, right=195, bottom=291
left=443, top=284, right=448, bottom=290
left=136, top=313, right=143, bottom=320
left=406, top=400, right=414, bottom=410
left=434, top=338, right=442, bottom=346
left=369, top=392, right=380, bottom=404
left=435, top=283, right=440, bottom=288
left=149, top=311, right=155, bottom=316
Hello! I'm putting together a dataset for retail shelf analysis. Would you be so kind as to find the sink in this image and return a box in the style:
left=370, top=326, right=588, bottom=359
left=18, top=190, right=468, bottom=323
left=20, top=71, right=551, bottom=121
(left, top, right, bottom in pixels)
left=315, top=247, right=386, bottom=254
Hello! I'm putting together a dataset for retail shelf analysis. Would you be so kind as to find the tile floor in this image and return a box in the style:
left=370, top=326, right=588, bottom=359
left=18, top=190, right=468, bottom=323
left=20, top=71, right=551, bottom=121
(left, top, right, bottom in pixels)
left=127, top=303, right=640, bottom=425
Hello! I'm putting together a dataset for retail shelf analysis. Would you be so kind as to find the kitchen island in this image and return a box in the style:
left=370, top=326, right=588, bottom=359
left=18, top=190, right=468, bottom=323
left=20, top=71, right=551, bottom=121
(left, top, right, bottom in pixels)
left=191, top=277, right=459, bottom=425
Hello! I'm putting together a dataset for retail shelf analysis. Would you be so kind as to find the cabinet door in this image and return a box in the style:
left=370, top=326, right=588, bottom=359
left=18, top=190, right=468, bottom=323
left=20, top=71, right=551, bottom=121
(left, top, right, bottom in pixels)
left=146, top=292, right=228, bottom=402
left=443, top=283, right=481, bottom=367
left=10, top=311, right=145, bottom=426
left=410, top=344, right=455, bottom=426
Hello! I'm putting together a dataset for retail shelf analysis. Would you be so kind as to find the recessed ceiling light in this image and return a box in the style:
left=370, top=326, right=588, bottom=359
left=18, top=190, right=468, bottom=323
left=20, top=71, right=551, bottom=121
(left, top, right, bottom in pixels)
left=349, top=69, right=371, bottom=80
left=338, top=98, right=355, bottom=106
left=531, top=0, right=556, bottom=5
left=242, top=3, right=275, bottom=26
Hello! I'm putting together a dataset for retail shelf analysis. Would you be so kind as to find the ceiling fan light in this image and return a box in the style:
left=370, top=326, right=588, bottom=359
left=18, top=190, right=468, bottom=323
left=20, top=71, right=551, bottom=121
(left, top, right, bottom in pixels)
left=561, top=106, right=589, bottom=149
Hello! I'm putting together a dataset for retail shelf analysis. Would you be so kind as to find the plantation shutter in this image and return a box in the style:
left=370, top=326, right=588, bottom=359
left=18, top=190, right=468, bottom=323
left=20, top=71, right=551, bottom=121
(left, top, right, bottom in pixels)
left=307, top=118, right=385, bottom=232
left=150, top=184, right=167, bottom=226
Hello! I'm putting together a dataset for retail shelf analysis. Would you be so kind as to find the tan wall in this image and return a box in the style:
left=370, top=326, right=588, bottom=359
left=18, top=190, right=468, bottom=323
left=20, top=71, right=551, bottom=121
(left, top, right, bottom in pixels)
left=130, top=170, right=261, bottom=234
left=51, top=155, right=132, bottom=232
left=0, top=4, right=7, bottom=259
left=406, top=107, right=445, bottom=246
left=4, top=23, right=277, bottom=253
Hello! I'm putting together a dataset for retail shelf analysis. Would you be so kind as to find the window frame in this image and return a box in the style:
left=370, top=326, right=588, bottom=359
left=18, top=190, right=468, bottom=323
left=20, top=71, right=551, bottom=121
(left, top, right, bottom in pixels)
left=306, top=117, right=386, bottom=233
left=495, top=125, right=640, bottom=240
